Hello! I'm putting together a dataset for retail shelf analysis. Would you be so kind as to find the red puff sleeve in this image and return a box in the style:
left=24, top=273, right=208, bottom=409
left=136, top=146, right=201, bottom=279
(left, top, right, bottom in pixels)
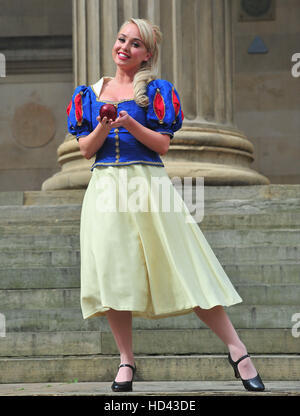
left=146, top=79, right=184, bottom=139
left=67, top=85, right=93, bottom=140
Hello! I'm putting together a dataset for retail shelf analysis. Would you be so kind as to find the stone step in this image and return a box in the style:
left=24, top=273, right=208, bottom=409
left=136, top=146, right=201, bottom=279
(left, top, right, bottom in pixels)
left=0, top=263, right=298, bottom=290
left=1, top=197, right=300, bottom=218
left=0, top=247, right=80, bottom=267
left=202, top=198, right=300, bottom=215
left=0, top=354, right=299, bottom=383
left=0, top=205, right=81, bottom=222
left=234, top=284, right=300, bottom=305
left=0, top=267, right=80, bottom=289
left=0, top=190, right=85, bottom=207
left=214, top=245, right=300, bottom=264
left=0, top=223, right=80, bottom=238
left=204, top=229, right=300, bottom=247
left=1, top=381, right=300, bottom=396
left=0, top=234, right=80, bottom=250
left=201, top=212, right=300, bottom=230
left=0, top=329, right=299, bottom=357
left=1, top=185, right=300, bottom=207
left=0, top=244, right=299, bottom=267
left=201, top=184, right=300, bottom=201
left=1, top=194, right=300, bottom=223
left=224, top=263, right=300, bottom=284
left=1, top=211, right=300, bottom=235
left=0, top=284, right=299, bottom=311
left=2, top=305, right=299, bottom=332
left=23, top=190, right=86, bottom=206
left=1, top=228, right=300, bottom=250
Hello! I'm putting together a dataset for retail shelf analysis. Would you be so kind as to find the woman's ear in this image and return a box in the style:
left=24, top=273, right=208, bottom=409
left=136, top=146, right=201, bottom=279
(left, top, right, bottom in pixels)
left=144, top=51, right=152, bottom=62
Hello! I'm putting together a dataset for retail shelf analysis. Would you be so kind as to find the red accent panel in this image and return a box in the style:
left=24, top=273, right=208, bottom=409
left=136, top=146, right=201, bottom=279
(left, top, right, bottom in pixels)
left=172, top=88, right=181, bottom=118
left=153, top=90, right=165, bottom=123
left=181, top=109, right=184, bottom=121
left=66, top=100, right=72, bottom=116
left=74, top=93, right=83, bottom=126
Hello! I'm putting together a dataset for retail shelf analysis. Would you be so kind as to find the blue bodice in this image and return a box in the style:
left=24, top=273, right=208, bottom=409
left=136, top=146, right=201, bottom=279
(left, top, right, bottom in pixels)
left=67, top=77, right=184, bottom=170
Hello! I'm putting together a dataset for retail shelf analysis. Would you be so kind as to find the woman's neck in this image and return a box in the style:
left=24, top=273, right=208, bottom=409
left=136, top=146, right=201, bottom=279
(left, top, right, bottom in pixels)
left=114, top=67, right=137, bottom=84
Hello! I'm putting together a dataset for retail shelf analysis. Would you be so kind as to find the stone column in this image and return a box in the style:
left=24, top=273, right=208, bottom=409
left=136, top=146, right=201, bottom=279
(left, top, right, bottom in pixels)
left=159, top=0, right=269, bottom=185
left=42, top=0, right=269, bottom=190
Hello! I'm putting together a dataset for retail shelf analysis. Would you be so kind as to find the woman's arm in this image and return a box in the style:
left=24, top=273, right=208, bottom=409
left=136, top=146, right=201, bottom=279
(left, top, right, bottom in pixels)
left=77, top=116, right=111, bottom=160
left=111, top=111, right=170, bottom=156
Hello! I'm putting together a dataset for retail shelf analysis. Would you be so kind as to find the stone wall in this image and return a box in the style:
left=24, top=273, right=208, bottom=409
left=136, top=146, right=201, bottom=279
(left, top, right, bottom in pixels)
left=234, top=0, right=300, bottom=184
left=0, top=0, right=73, bottom=191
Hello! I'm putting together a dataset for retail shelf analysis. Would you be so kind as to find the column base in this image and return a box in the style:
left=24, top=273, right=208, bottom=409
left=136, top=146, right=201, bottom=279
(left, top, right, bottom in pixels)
left=163, top=161, right=270, bottom=185
left=41, top=167, right=92, bottom=191
left=161, top=125, right=270, bottom=185
left=42, top=124, right=270, bottom=190
left=41, top=134, right=92, bottom=191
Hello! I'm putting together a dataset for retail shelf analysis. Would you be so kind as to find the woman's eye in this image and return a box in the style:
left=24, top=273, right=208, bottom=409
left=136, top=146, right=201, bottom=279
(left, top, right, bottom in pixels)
left=117, top=37, right=140, bottom=48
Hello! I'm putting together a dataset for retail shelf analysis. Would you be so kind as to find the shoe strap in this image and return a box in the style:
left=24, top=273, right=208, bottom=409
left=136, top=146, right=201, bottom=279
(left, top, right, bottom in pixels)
left=119, top=363, right=136, bottom=372
left=234, top=354, right=250, bottom=366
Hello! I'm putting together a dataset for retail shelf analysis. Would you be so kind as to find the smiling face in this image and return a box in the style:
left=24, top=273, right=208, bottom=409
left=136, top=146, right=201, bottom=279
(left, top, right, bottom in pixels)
left=112, top=23, right=152, bottom=72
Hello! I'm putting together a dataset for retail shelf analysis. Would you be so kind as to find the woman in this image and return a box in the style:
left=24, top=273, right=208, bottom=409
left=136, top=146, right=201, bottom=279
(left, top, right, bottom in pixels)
left=67, top=18, right=265, bottom=393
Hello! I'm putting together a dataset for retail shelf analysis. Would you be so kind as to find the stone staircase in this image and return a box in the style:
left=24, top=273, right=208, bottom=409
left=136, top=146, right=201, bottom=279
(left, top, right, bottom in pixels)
left=0, top=185, right=299, bottom=383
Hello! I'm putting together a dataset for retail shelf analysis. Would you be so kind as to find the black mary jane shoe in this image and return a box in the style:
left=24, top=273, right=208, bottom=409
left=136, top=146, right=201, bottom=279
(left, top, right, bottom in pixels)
left=228, top=353, right=265, bottom=392
left=111, top=363, right=137, bottom=392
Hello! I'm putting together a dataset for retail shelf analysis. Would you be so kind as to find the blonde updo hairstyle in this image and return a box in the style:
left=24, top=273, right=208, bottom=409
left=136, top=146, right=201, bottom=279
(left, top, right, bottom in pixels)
left=117, top=18, right=162, bottom=107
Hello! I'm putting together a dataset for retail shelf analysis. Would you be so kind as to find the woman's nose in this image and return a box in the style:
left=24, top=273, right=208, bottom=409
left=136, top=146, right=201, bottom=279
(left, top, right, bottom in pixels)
left=122, top=40, right=130, bottom=50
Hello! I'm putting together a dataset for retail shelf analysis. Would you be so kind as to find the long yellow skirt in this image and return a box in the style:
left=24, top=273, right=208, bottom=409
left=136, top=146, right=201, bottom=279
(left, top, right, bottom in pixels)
left=80, top=164, right=242, bottom=320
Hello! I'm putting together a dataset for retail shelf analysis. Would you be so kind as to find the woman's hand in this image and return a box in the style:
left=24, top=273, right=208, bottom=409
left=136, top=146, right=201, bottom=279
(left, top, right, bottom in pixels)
left=96, top=110, right=169, bottom=155
left=110, top=110, right=131, bottom=129
left=96, top=115, right=115, bottom=131
left=96, top=110, right=131, bottom=131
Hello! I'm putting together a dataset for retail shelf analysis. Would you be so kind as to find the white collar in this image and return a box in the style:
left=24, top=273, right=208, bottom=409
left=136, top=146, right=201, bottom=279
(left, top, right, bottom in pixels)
left=91, top=76, right=113, bottom=98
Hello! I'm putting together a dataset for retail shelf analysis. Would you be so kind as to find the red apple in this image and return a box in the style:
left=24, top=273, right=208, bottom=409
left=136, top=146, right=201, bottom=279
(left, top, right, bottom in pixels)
left=99, top=104, right=118, bottom=121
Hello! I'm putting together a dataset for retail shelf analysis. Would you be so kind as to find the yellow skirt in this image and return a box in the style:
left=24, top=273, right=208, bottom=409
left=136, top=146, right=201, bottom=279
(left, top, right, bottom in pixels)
left=80, top=164, right=242, bottom=320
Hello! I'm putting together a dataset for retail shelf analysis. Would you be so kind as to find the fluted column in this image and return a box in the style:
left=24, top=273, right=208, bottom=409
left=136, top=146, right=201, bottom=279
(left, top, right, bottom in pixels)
left=42, top=0, right=269, bottom=191
left=159, top=0, right=269, bottom=184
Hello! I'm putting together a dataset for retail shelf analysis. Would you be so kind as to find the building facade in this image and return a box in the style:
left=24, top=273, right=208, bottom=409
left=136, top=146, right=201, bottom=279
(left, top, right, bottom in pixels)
left=0, top=0, right=299, bottom=191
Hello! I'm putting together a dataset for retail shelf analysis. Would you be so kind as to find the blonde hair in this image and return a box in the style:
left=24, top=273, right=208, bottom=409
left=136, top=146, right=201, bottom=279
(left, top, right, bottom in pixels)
left=117, top=18, right=162, bottom=107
